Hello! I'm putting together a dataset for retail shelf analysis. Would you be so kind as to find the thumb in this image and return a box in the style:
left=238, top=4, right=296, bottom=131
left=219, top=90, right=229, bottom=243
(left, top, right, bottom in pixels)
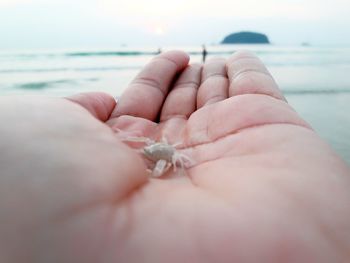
left=64, top=93, right=148, bottom=202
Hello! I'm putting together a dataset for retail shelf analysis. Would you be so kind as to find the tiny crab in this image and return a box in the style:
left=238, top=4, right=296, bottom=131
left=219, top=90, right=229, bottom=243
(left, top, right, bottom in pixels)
left=122, top=136, right=193, bottom=178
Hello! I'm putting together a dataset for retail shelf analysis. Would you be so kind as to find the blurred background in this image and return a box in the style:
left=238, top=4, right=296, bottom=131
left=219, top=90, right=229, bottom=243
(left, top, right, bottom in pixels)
left=0, top=0, right=349, bottom=163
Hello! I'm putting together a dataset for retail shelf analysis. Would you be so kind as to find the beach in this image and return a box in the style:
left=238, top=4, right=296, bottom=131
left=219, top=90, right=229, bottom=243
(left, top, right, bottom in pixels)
left=0, top=45, right=349, bottom=164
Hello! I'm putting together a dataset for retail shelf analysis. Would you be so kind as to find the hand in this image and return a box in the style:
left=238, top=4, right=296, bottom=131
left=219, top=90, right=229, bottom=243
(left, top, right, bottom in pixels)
left=1, top=50, right=349, bottom=263
left=0, top=51, right=189, bottom=263
left=109, top=51, right=350, bottom=262
left=0, top=92, right=151, bottom=262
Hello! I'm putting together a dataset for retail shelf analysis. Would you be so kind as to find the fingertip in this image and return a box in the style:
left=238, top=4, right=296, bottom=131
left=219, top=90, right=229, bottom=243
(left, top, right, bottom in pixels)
left=226, top=50, right=286, bottom=101
left=156, top=50, right=190, bottom=70
left=189, top=62, right=202, bottom=69
left=197, top=57, right=228, bottom=108
left=227, top=50, right=257, bottom=62
left=66, top=92, right=116, bottom=122
left=226, top=50, right=255, bottom=71
left=111, top=50, right=190, bottom=121
left=160, top=63, right=202, bottom=121
left=205, top=56, right=226, bottom=64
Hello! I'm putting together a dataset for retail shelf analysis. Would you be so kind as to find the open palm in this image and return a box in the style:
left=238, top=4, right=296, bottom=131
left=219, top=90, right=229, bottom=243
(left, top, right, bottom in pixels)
left=2, top=51, right=350, bottom=263
left=104, top=51, right=350, bottom=262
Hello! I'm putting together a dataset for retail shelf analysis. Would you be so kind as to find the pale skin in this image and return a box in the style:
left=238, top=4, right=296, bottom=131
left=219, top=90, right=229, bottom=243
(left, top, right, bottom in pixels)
left=0, top=50, right=350, bottom=263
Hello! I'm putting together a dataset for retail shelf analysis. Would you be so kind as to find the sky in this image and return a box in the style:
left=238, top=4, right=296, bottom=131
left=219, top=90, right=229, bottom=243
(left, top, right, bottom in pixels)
left=0, top=0, right=350, bottom=49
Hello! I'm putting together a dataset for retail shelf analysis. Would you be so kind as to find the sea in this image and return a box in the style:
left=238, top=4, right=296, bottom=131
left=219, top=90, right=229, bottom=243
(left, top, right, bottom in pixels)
left=0, top=45, right=349, bottom=164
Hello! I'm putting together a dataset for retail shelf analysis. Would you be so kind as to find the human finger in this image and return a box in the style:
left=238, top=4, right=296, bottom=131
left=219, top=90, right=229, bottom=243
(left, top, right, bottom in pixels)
left=197, top=57, right=229, bottom=109
left=227, top=51, right=286, bottom=101
left=66, top=92, right=116, bottom=122
left=111, top=50, right=190, bottom=121
left=160, top=63, right=202, bottom=122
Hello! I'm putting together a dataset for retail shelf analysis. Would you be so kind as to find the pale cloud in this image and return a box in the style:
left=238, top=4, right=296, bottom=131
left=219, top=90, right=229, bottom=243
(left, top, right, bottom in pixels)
left=0, top=0, right=349, bottom=48
left=2, top=0, right=349, bottom=21
left=95, top=0, right=340, bottom=21
left=94, top=0, right=350, bottom=44
left=0, top=0, right=29, bottom=7
left=92, top=0, right=346, bottom=37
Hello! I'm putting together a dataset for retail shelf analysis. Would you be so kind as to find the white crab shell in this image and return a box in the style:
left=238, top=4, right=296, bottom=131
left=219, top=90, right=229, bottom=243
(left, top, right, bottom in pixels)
left=143, top=142, right=176, bottom=162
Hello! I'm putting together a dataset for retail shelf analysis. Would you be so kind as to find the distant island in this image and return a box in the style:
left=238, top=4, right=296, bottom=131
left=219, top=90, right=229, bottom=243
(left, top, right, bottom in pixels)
left=221, top=31, right=270, bottom=44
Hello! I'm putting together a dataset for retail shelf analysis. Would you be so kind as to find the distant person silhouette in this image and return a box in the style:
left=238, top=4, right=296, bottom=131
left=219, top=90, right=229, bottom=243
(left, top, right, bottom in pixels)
left=202, top=45, right=207, bottom=62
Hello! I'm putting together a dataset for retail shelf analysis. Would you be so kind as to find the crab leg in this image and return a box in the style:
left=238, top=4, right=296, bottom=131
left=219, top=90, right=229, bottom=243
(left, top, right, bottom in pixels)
left=122, top=136, right=155, bottom=145
left=152, top=159, right=172, bottom=177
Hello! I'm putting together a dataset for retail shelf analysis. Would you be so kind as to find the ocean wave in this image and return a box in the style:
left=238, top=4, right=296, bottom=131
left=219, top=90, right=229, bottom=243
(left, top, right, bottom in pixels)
left=0, top=50, right=274, bottom=59
left=283, top=88, right=350, bottom=95
left=14, top=79, right=76, bottom=90
left=66, top=51, right=157, bottom=57
left=14, top=78, right=98, bottom=90
left=2, top=60, right=350, bottom=74
left=0, top=51, right=158, bottom=59
left=0, top=49, right=343, bottom=58
left=0, top=66, right=141, bottom=73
